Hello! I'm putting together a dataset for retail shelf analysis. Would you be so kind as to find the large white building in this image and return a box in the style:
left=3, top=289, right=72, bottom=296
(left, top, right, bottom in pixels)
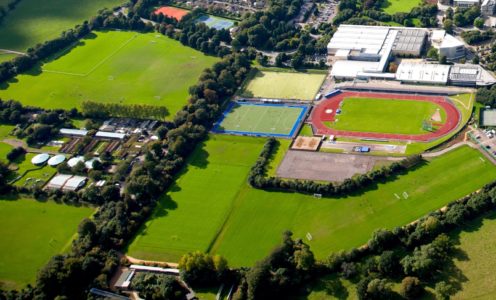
left=327, top=25, right=427, bottom=79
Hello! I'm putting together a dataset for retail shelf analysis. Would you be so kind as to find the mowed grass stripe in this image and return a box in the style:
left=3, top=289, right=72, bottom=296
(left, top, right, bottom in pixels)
left=330, top=97, right=445, bottom=135
left=0, top=31, right=218, bottom=118
left=239, top=70, right=325, bottom=100
left=126, top=135, right=266, bottom=262
left=210, top=143, right=496, bottom=266
left=218, top=103, right=304, bottom=135
left=0, top=198, right=94, bottom=289
left=0, top=0, right=125, bottom=51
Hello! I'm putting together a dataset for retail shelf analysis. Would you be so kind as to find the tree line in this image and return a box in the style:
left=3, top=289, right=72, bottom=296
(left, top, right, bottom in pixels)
left=248, top=138, right=423, bottom=197
left=81, top=101, right=169, bottom=120
left=0, top=0, right=22, bottom=24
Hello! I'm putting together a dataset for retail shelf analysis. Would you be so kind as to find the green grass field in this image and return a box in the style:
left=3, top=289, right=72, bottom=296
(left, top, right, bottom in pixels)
left=446, top=213, right=496, bottom=299
left=216, top=103, right=305, bottom=136
left=0, top=198, right=93, bottom=289
left=0, top=31, right=218, bottom=117
left=126, top=135, right=266, bottom=262
left=382, top=0, right=422, bottom=14
left=239, top=70, right=325, bottom=101
left=0, top=0, right=124, bottom=52
left=329, top=97, right=446, bottom=135
left=128, top=135, right=496, bottom=267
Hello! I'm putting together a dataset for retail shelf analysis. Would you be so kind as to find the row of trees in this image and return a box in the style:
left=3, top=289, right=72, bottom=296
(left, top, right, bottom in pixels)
left=248, top=138, right=423, bottom=196
left=461, top=30, right=495, bottom=45
left=81, top=101, right=169, bottom=120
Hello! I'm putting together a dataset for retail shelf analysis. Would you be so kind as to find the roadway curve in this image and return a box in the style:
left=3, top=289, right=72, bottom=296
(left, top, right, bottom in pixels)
left=311, top=91, right=461, bottom=142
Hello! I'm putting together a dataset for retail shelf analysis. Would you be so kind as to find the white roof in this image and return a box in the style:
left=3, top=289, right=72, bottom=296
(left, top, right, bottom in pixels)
left=60, top=128, right=88, bottom=136
left=95, top=131, right=126, bottom=139
left=63, top=176, right=87, bottom=191
left=130, top=265, right=180, bottom=275
left=85, top=158, right=101, bottom=169
left=48, top=155, right=66, bottom=166
left=67, top=156, right=85, bottom=168
left=440, top=34, right=464, bottom=49
left=46, top=174, right=72, bottom=188
left=331, top=60, right=381, bottom=78
left=396, top=62, right=451, bottom=84
left=431, top=30, right=446, bottom=42
left=31, top=153, right=50, bottom=165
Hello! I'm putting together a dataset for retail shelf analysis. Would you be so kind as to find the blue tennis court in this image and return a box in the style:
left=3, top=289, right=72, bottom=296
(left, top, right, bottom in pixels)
left=196, top=15, right=235, bottom=30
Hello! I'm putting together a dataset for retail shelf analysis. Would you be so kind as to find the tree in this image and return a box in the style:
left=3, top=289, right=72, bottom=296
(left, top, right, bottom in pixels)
left=178, top=251, right=227, bottom=287
left=443, top=19, right=454, bottom=34
left=439, top=55, right=448, bottom=65
left=434, top=281, right=453, bottom=300
left=78, top=218, right=96, bottom=238
left=400, top=277, right=423, bottom=299
left=474, top=17, right=484, bottom=29
left=427, top=47, right=439, bottom=60
left=366, top=278, right=393, bottom=300
left=378, top=251, right=399, bottom=276
left=132, top=273, right=186, bottom=300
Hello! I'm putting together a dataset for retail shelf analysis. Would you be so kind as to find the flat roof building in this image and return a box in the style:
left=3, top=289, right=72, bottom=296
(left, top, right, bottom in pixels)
left=449, top=64, right=496, bottom=87
left=328, top=25, right=426, bottom=79
left=60, top=128, right=88, bottom=137
left=95, top=131, right=126, bottom=140
left=396, top=62, right=451, bottom=85
left=454, top=0, right=480, bottom=8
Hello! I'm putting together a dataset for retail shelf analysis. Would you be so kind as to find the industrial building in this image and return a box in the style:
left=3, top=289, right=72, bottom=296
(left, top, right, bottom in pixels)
left=328, top=25, right=427, bottom=79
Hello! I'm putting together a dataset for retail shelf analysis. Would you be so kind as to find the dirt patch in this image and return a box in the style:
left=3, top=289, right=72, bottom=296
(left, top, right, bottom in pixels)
left=276, top=150, right=396, bottom=182
left=291, top=136, right=321, bottom=151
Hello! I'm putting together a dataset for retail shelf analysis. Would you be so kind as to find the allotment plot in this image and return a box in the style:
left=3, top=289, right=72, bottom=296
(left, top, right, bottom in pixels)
left=213, top=102, right=308, bottom=138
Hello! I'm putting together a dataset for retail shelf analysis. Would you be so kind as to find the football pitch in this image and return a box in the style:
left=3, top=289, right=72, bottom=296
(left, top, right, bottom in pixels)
left=330, top=97, right=446, bottom=135
left=127, top=135, right=496, bottom=267
left=214, top=102, right=307, bottom=137
left=239, top=70, right=326, bottom=101
left=0, top=31, right=218, bottom=117
left=0, top=0, right=124, bottom=52
left=0, top=198, right=93, bottom=289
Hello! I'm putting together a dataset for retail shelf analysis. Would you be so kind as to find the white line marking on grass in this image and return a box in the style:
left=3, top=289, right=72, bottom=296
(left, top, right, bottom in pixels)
left=43, top=34, right=138, bottom=77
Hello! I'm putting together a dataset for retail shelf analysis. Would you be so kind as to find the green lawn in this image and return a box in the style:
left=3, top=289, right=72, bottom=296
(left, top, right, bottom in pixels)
left=0, top=142, right=13, bottom=161
left=382, top=0, right=421, bottom=14
left=0, top=53, right=17, bottom=63
left=329, top=97, right=445, bottom=135
left=216, top=103, right=305, bottom=136
left=126, top=135, right=266, bottom=262
left=11, top=153, right=57, bottom=188
left=0, top=198, right=93, bottom=289
left=0, top=31, right=218, bottom=118
left=447, top=213, right=496, bottom=299
left=128, top=135, right=496, bottom=267
left=239, top=70, right=326, bottom=101
left=0, top=0, right=124, bottom=52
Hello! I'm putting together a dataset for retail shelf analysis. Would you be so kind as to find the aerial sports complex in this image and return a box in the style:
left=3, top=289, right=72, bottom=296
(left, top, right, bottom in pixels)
left=310, top=91, right=461, bottom=142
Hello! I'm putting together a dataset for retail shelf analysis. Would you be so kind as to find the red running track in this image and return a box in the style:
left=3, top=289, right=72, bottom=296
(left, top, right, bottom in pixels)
left=310, top=91, right=461, bottom=142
